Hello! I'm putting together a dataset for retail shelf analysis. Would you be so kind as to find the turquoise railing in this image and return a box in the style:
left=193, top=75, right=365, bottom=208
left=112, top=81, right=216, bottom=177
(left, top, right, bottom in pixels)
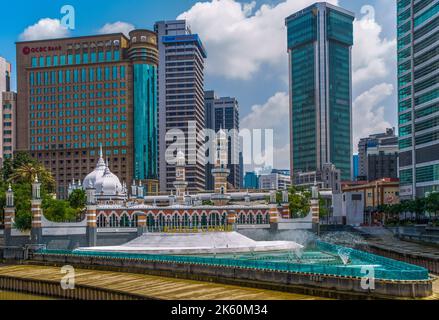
left=35, top=241, right=429, bottom=281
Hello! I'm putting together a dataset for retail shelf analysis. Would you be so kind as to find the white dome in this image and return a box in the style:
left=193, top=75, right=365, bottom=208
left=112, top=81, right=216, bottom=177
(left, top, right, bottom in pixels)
left=83, top=148, right=106, bottom=189
left=95, top=166, right=123, bottom=196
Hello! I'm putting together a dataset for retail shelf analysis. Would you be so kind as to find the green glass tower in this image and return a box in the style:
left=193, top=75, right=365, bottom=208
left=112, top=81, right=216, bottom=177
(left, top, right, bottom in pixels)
left=397, top=0, right=439, bottom=199
left=285, top=2, right=354, bottom=181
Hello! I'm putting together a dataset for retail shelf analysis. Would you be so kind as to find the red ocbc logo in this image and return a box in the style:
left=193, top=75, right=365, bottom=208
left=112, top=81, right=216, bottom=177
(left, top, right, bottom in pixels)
left=22, top=46, right=62, bottom=55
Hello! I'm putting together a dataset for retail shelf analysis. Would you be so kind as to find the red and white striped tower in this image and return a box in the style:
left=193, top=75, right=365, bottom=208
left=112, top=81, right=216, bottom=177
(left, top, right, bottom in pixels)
left=211, top=129, right=231, bottom=206
left=227, top=209, right=237, bottom=230
left=31, top=175, right=42, bottom=244
left=281, top=189, right=290, bottom=219
left=269, top=190, right=279, bottom=224
left=137, top=213, right=147, bottom=236
left=173, top=150, right=188, bottom=205
left=86, top=180, right=97, bottom=247
left=310, top=178, right=320, bottom=235
left=4, top=184, right=15, bottom=245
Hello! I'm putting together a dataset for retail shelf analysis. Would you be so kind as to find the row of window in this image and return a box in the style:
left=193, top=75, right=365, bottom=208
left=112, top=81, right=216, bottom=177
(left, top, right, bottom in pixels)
left=31, top=50, right=121, bottom=68
left=30, top=66, right=126, bottom=86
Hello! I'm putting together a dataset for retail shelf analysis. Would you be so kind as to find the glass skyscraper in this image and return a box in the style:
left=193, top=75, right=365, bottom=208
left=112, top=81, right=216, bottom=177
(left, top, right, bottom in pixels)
left=285, top=2, right=354, bottom=181
left=397, top=0, right=439, bottom=199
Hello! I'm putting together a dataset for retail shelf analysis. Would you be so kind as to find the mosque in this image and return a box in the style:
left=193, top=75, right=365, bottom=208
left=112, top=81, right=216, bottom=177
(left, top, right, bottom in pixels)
left=66, top=129, right=304, bottom=232
left=3, top=130, right=318, bottom=253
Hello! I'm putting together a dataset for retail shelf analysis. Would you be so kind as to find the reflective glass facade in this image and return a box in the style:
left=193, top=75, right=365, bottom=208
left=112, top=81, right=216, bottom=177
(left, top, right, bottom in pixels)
left=286, top=3, right=354, bottom=181
left=397, top=0, right=439, bottom=199
left=133, top=64, right=158, bottom=180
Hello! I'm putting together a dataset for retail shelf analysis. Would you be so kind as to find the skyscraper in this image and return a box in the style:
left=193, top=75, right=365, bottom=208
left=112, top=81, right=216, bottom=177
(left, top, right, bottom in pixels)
left=155, top=20, right=207, bottom=192
left=0, top=57, right=12, bottom=164
left=204, top=90, right=241, bottom=190
left=397, top=0, right=439, bottom=199
left=16, top=30, right=159, bottom=198
left=285, top=3, right=354, bottom=181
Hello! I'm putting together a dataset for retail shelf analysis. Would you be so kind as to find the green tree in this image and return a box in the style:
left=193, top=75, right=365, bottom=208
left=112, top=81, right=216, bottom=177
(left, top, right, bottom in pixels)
left=68, top=189, right=86, bottom=209
left=288, top=187, right=311, bottom=218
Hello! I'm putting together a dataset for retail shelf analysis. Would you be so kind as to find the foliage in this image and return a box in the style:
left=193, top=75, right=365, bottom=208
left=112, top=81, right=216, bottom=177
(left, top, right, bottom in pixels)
left=0, top=153, right=81, bottom=230
left=202, top=200, right=214, bottom=206
left=319, top=196, right=329, bottom=218
left=68, top=189, right=86, bottom=209
left=42, top=198, right=78, bottom=222
left=288, top=187, right=311, bottom=218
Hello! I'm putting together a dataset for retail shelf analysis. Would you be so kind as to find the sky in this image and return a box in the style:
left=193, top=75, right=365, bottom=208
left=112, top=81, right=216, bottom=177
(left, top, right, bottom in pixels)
left=1, top=0, right=398, bottom=170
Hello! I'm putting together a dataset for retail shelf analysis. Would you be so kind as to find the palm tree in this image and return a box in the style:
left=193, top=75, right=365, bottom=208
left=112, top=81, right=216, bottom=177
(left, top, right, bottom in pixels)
left=8, top=162, right=55, bottom=192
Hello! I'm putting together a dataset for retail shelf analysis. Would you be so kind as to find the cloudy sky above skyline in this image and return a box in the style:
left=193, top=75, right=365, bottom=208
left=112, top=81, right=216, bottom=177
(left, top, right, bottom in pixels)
left=1, top=0, right=398, bottom=170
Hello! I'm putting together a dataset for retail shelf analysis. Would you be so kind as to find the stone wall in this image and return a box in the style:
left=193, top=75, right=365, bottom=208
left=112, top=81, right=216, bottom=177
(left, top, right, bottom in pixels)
left=30, top=253, right=433, bottom=299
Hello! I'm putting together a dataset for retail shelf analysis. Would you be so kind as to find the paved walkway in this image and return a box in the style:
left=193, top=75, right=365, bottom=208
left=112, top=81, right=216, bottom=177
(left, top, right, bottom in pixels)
left=0, top=265, right=325, bottom=300
left=355, top=227, right=439, bottom=262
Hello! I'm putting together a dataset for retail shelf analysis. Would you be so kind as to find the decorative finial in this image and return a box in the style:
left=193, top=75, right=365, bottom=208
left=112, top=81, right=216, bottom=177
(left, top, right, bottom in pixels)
left=99, top=144, right=103, bottom=158
left=34, top=175, right=39, bottom=183
left=8, top=184, right=12, bottom=192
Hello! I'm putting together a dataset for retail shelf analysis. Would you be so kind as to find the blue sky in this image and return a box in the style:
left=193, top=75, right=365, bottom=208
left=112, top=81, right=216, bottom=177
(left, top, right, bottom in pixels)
left=1, top=0, right=398, bottom=169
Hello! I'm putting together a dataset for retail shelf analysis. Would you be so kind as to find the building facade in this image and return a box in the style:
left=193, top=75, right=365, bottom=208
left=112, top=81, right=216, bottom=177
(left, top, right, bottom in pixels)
left=259, top=172, right=291, bottom=190
left=16, top=30, right=159, bottom=198
left=204, top=90, right=240, bottom=190
left=397, top=0, right=439, bottom=199
left=293, top=163, right=341, bottom=194
left=244, top=171, right=259, bottom=189
left=358, top=128, right=398, bottom=181
left=2, top=92, right=16, bottom=162
left=155, top=20, right=207, bottom=193
left=342, top=178, right=400, bottom=210
left=286, top=3, right=354, bottom=181
left=0, top=57, right=12, bottom=164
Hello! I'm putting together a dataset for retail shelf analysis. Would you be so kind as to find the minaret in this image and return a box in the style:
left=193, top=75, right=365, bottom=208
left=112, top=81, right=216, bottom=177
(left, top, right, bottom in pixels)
left=281, top=189, right=290, bottom=218
left=137, top=180, right=144, bottom=200
left=311, top=177, right=320, bottom=235
left=31, top=175, right=42, bottom=244
left=211, top=129, right=231, bottom=205
left=173, top=150, right=188, bottom=205
left=86, top=180, right=97, bottom=247
left=4, top=184, right=15, bottom=246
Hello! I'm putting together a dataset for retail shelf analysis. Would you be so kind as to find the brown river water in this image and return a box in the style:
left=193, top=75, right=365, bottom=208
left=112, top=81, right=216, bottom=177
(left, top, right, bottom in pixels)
left=0, top=290, right=54, bottom=300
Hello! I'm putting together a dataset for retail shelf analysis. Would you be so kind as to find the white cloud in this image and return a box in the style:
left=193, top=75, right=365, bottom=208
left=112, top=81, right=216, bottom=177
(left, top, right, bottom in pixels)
left=353, top=83, right=394, bottom=153
left=352, top=12, right=396, bottom=85
left=178, top=0, right=338, bottom=80
left=20, top=18, right=69, bottom=41
left=98, top=21, right=135, bottom=37
left=241, top=92, right=290, bottom=168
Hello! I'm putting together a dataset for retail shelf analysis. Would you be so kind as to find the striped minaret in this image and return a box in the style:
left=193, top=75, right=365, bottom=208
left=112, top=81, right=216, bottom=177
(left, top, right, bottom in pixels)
left=269, top=190, right=279, bottom=224
left=86, top=180, right=97, bottom=247
left=310, top=178, right=320, bottom=235
left=137, top=213, right=147, bottom=236
left=281, top=190, right=290, bottom=218
left=31, top=175, right=43, bottom=244
left=4, top=184, right=15, bottom=246
left=227, top=209, right=237, bottom=231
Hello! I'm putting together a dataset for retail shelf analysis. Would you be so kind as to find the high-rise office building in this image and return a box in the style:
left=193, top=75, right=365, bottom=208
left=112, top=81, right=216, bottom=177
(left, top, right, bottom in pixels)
left=285, top=3, right=354, bottom=181
left=204, top=90, right=240, bottom=190
left=16, top=30, right=159, bottom=198
left=155, top=20, right=207, bottom=192
left=358, top=128, right=398, bottom=181
left=397, top=0, right=439, bottom=199
left=2, top=92, right=16, bottom=162
left=0, top=57, right=12, bottom=164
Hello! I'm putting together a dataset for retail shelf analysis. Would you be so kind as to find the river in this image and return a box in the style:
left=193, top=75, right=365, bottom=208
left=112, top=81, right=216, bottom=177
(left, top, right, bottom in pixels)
left=0, top=290, right=54, bottom=300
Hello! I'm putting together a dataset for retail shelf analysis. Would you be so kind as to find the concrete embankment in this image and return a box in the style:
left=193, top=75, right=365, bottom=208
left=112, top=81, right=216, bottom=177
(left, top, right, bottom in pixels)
left=0, top=264, right=324, bottom=300
left=25, top=253, right=433, bottom=299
